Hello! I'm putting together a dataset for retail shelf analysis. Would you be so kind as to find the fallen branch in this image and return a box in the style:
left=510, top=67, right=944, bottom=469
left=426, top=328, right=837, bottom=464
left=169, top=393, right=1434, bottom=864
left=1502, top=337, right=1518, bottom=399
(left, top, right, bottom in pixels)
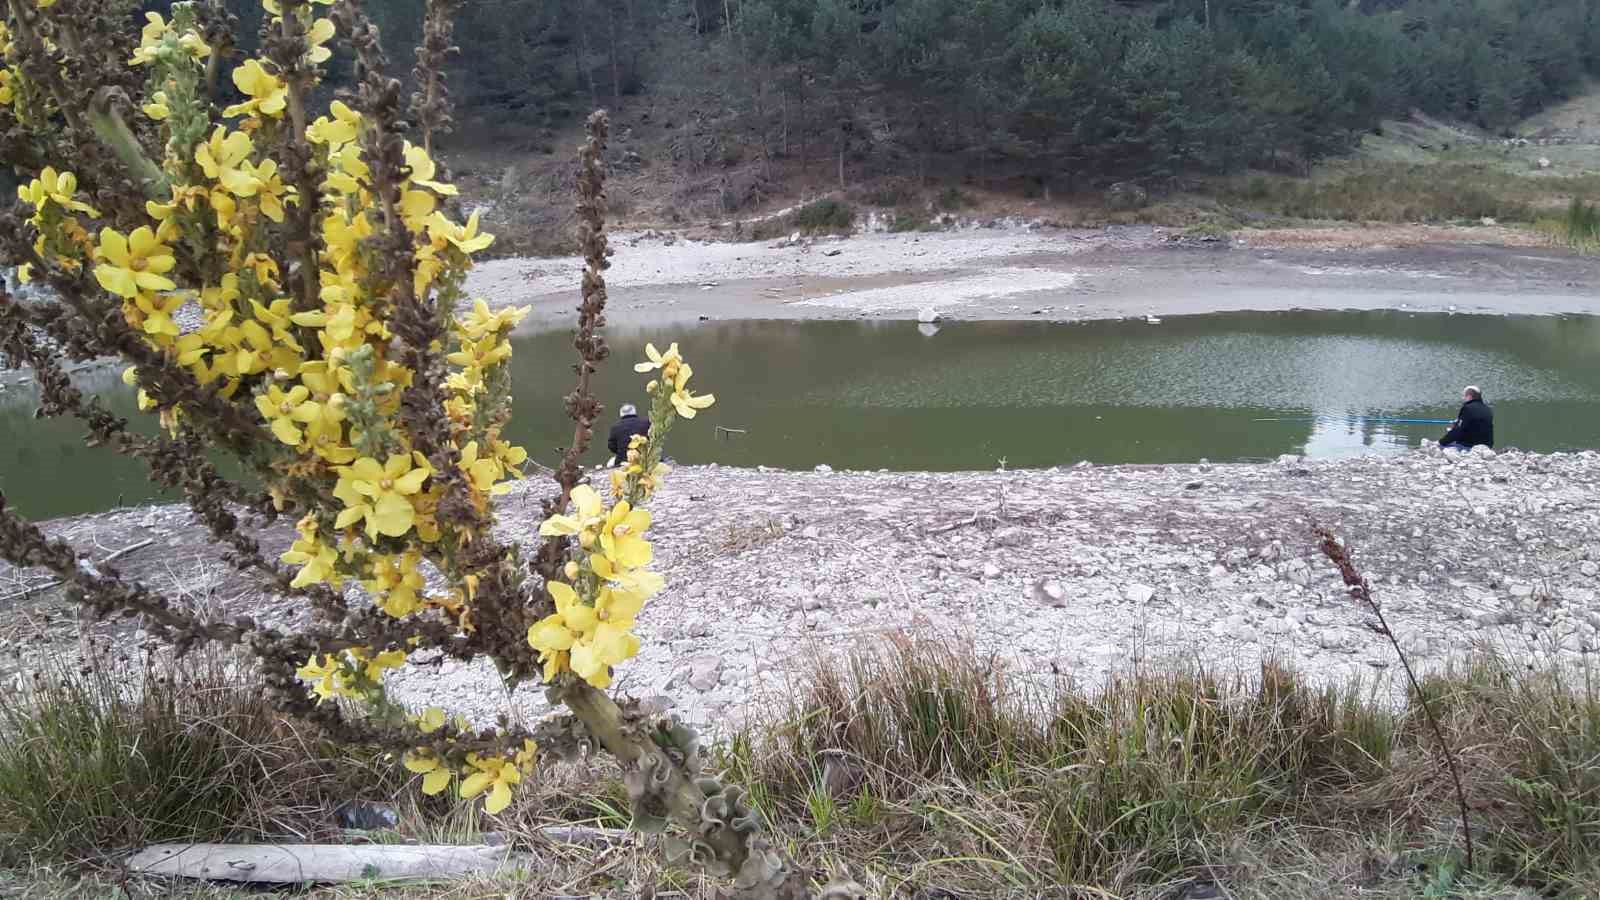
left=0, top=538, right=154, bottom=604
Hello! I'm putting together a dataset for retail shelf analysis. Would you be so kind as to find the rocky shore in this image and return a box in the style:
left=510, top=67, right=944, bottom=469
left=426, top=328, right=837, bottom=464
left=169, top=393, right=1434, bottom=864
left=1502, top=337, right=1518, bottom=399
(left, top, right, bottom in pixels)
left=5, top=447, right=1598, bottom=737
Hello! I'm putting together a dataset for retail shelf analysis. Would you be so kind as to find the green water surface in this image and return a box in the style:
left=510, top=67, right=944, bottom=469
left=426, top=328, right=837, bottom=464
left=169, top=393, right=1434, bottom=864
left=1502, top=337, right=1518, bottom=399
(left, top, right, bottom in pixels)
left=4, top=310, right=1598, bottom=519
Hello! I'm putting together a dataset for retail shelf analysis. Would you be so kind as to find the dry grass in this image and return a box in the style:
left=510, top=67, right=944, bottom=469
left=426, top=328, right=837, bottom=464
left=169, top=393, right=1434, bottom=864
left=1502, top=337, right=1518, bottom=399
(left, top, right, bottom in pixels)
left=1, top=637, right=1597, bottom=898
left=726, top=635, right=1600, bottom=898
left=1215, top=161, right=1600, bottom=226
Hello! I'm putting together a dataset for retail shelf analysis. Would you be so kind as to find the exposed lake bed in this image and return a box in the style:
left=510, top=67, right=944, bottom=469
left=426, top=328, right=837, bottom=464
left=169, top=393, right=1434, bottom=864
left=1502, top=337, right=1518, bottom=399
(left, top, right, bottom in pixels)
left=4, top=447, right=1598, bottom=737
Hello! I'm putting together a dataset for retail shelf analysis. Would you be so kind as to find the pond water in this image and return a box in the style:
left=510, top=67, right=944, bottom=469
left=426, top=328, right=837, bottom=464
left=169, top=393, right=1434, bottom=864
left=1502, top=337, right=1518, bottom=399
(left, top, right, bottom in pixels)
left=4, top=310, right=1599, bottom=519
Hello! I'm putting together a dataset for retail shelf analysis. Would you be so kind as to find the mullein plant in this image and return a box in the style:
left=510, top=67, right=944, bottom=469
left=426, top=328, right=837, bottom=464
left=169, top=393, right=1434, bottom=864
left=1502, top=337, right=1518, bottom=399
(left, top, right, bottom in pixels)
left=0, top=1, right=802, bottom=894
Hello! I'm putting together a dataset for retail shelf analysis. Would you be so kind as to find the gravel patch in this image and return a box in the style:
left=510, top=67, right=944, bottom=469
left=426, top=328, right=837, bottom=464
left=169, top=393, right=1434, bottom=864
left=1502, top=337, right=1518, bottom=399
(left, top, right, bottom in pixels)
left=9, top=448, right=1595, bottom=740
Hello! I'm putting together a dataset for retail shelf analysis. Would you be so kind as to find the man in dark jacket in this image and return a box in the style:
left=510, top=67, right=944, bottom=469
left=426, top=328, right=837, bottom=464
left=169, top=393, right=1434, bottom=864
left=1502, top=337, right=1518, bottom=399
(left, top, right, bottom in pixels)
left=1439, top=386, right=1493, bottom=449
left=607, top=404, right=651, bottom=465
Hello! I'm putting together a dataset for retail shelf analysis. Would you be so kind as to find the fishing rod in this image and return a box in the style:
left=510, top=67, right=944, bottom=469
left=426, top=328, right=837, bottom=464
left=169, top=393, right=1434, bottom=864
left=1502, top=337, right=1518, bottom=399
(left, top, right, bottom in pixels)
left=1251, top=415, right=1455, bottom=425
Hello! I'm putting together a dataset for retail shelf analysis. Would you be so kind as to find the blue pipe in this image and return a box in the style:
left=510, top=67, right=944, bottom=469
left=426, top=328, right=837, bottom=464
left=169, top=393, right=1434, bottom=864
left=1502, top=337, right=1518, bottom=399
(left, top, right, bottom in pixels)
left=1251, top=415, right=1454, bottom=425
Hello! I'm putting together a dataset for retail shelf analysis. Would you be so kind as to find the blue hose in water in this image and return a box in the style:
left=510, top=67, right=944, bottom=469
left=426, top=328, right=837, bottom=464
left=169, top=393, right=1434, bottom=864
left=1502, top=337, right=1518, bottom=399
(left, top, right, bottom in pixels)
left=1251, top=415, right=1455, bottom=425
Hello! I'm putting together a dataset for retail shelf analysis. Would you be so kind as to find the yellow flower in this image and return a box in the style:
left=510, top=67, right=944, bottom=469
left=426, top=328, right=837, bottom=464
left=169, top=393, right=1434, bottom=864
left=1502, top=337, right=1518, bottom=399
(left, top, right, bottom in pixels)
left=489, top=437, right=528, bottom=471
left=399, top=188, right=436, bottom=233
left=597, top=500, right=652, bottom=570
left=428, top=210, right=494, bottom=254
left=247, top=159, right=293, bottom=223
left=460, top=299, right=529, bottom=339
left=633, top=341, right=681, bottom=374
left=538, top=484, right=606, bottom=545
left=128, top=12, right=169, bottom=65
left=447, top=333, right=512, bottom=374
left=402, top=750, right=452, bottom=795
left=323, top=142, right=370, bottom=195
left=669, top=363, right=716, bottom=419
left=126, top=291, right=186, bottom=338
left=357, top=648, right=408, bottom=681
left=223, top=59, right=287, bottom=119
left=414, top=242, right=444, bottom=297
left=283, top=531, right=339, bottom=589
left=308, top=99, right=361, bottom=147
left=129, top=12, right=210, bottom=65
left=248, top=297, right=305, bottom=351
left=253, top=383, right=331, bottom=446
left=590, top=552, right=664, bottom=598
left=460, top=752, right=520, bottom=815
left=196, top=127, right=262, bottom=197
left=404, top=143, right=459, bottom=195
left=527, top=580, right=599, bottom=682
left=0, top=69, right=13, bottom=106
left=365, top=552, right=426, bottom=618
left=595, top=583, right=649, bottom=626
left=143, top=91, right=171, bottom=121
left=93, top=227, right=176, bottom=299
left=569, top=621, right=641, bottom=689
left=19, top=167, right=100, bottom=217
left=514, top=738, right=538, bottom=772
left=458, top=441, right=508, bottom=494
left=416, top=707, right=447, bottom=733
left=296, top=654, right=347, bottom=702
left=305, top=17, right=336, bottom=64
left=334, top=453, right=431, bottom=538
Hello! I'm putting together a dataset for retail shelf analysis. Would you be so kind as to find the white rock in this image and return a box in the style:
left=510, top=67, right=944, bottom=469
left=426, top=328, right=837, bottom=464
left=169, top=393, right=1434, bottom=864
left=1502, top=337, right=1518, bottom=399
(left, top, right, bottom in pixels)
left=1580, top=561, right=1598, bottom=578
left=982, top=562, right=1002, bottom=579
left=917, top=307, right=942, bottom=324
left=1124, top=583, right=1155, bottom=605
left=1031, top=579, right=1067, bottom=607
left=684, top=656, right=723, bottom=692
left=1318, top=630, right=1356, bottom=651
left=814, top=464, right=833, bottom=474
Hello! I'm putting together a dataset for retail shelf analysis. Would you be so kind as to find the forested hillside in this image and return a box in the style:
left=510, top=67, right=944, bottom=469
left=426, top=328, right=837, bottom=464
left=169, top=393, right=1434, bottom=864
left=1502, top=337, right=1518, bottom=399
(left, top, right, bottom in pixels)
left=202, top=0, right=1600, bottom=193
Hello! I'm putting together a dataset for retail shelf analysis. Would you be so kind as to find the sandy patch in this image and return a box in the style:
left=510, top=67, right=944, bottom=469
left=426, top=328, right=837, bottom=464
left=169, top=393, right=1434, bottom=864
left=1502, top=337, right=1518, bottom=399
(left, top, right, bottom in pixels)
left=1238, top=224, right=1548, bottom=251
left=793, top=266, right=1080, bottom=313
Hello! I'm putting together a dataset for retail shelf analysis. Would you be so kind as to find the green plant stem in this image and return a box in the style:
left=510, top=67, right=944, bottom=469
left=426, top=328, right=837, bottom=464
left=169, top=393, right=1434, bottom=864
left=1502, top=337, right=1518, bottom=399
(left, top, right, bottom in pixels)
left=562, top=680, right=800, bottom=893
left=87, top=88, right=170, bottom=199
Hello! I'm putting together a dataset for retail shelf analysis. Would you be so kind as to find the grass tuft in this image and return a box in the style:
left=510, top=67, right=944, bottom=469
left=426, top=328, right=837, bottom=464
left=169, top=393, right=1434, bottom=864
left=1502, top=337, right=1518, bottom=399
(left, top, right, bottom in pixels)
left=729, top=634, right=1600, bottom=897
left=0, top=653, right=397, bottom=866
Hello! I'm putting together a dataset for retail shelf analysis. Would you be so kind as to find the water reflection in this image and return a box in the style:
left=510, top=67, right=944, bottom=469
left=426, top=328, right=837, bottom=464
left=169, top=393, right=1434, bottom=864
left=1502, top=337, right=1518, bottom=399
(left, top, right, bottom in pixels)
left=3, top=310, right=1598, bottom=519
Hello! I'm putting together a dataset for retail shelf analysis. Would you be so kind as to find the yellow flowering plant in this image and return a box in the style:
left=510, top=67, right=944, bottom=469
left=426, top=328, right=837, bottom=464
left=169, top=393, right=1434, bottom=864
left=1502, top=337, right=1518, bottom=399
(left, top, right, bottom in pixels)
left=0, top=1, right=801, bottom=894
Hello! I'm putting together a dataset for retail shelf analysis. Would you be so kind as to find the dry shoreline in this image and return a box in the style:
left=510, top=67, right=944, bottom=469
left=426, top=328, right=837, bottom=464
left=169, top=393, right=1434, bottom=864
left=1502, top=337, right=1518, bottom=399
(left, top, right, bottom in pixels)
left=467, top=224, right=1600, bottom=330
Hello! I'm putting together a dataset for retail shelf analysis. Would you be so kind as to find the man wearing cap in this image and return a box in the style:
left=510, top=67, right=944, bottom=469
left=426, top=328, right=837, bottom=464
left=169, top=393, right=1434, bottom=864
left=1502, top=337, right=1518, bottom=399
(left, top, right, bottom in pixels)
left=607, top=403, right=651, bottom=466
left=1439, top=385, right=1493, bottom=450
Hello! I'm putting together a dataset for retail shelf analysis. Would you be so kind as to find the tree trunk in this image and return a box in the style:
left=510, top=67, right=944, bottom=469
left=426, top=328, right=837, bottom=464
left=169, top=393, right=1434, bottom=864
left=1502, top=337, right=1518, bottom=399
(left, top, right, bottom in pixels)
left=607, top=0, right=622, bottom=104
left=577, top=17, right=599, bottom=106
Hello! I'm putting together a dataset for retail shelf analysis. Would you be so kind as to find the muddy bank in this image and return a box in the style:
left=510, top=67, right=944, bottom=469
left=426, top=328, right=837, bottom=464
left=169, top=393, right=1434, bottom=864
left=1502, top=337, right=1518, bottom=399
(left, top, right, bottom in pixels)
left=5, top=447, right=1599, bottom=736
left=468, top=225, right=1600, bottom=329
